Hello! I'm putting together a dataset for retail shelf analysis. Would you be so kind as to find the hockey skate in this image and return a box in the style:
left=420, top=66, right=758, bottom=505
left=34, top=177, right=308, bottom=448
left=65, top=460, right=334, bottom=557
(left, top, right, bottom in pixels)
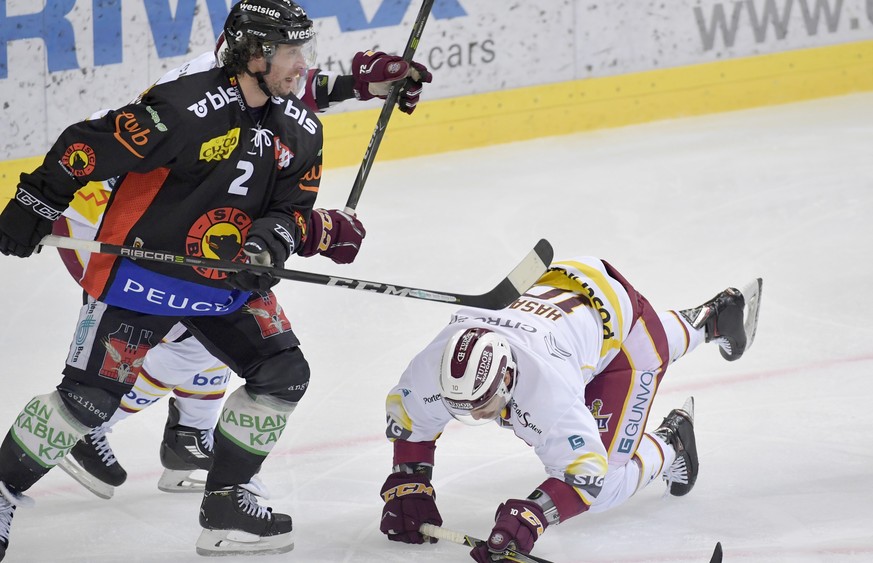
left=157, top=398, right=214, bottom=493
left=57, top=425, right=127, bottom=500
left=680, top=278, right=763, bottom=361
left=1, top=481, right=34, bottom=562
left=195, top=483, right=293, bottom=556
left=653, top=397, right=698, bottom=496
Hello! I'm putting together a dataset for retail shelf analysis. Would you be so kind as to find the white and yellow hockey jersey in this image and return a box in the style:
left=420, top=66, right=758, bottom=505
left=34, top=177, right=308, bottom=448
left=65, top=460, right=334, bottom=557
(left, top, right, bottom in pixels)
left=385, top=257, right=640, bottom=507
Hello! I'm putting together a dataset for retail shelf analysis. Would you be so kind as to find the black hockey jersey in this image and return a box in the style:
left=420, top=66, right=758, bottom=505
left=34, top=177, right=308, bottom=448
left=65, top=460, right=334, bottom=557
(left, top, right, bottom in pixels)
left=22, top=63, right=323, bottom=316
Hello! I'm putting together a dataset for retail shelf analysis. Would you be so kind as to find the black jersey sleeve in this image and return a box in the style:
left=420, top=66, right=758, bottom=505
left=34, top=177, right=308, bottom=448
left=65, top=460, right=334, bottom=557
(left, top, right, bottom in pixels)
left=19, top=95, right=187, bottom=213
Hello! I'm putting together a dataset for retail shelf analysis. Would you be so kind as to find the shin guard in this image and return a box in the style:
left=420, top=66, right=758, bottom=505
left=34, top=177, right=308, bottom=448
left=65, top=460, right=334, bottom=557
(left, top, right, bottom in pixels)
left=208, top=387, right=295, bottom=488
left=1, top=392, right=89, bottom=491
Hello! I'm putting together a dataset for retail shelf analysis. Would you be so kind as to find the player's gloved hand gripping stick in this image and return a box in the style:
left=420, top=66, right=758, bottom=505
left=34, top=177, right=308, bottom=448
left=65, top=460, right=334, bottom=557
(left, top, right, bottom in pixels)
left=420, top=524, right=725, bottom=563
left=343, top=0, right=435, bottom=215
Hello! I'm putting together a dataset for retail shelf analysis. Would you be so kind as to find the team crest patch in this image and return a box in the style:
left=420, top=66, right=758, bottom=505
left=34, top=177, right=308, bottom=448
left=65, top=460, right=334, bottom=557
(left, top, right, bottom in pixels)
left=186, top=207, right=252, bottom=280
left=99, top=324, right=154, bottom=385
left=61, top=143, right=96, bottom=177
left=589, top=399, right=612, bottom=433
left=244, top=293, right=291, bottom=338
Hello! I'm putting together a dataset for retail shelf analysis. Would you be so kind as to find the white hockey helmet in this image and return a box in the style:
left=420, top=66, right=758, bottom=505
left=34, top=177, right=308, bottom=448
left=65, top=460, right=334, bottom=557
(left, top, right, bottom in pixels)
left=439, top=328, right=516, bottom=426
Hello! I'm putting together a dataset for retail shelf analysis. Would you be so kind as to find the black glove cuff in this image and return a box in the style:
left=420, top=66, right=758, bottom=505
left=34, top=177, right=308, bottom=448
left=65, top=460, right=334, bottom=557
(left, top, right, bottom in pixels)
left=15, top=186, right=63, bottom=221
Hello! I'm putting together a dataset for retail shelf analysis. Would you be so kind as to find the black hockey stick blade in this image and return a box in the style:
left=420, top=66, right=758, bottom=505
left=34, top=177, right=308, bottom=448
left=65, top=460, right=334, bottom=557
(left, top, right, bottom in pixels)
left=344, top=0, right=435, bottom=213
left=40, top=235, right=553, bottom=310
left=419, top=524, right=555, bottom=563
left=710, top=542, right=723, bottom=563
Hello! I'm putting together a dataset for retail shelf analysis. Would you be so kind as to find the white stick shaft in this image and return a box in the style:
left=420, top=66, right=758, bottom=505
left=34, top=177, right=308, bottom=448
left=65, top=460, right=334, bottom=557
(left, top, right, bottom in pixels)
left=42, top=234, right=100, bottom=252
left=419, top=524, right=469, bottom=545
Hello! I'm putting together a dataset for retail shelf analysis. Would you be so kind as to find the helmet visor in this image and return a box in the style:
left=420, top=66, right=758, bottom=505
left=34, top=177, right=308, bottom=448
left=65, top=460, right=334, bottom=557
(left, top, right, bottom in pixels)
left=286, top=33, right=317, bottom=68
left=267, top=33, right=317, bottom=68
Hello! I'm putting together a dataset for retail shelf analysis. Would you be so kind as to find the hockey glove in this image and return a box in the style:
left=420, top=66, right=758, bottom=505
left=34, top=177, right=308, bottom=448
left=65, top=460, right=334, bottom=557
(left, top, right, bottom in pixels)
left=380, top=471, right=443, bottom=544
left=470, top=500, right=548, bottom=563
left=226, top=217, right=296, bottom=292
left=351, top=51, right=432, bottom=114
left=0, top=186, right=61, bottom=257
left=397, top=61, right=432, bottom=115
left=300, top=208, right=365, bottom=264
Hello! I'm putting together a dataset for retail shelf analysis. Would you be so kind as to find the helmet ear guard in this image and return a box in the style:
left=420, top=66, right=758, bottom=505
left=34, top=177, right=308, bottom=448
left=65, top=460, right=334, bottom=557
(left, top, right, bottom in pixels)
left=439, top=328, right=517, bottom=426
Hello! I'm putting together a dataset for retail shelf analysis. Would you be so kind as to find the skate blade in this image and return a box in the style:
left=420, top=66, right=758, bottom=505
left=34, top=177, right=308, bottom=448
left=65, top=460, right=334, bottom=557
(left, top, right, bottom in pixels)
left=57, top=457, right=115, bottom=500
left=680, top=396, right=695, bottom=423
left=741, top=278, right=763, bottom=351
left=157, top=468, right=207, bottom=493
left=195, top=528, right=294, bottom=556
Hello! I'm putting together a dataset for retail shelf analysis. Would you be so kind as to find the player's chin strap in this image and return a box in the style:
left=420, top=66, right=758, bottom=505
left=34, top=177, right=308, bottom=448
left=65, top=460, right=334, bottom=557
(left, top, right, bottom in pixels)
left=245, top=43, right=276, bottom=99
left=246, top=65, right=273, bottom=99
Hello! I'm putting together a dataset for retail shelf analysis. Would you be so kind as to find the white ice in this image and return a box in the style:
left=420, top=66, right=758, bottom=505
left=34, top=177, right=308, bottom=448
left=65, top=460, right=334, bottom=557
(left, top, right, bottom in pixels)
left=1, top=92, right=872, bottom=562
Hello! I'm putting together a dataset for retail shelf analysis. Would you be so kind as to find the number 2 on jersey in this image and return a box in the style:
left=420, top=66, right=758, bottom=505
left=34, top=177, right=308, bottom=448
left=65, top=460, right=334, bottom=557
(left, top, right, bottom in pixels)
left=228, top=160, right=253, bottom=196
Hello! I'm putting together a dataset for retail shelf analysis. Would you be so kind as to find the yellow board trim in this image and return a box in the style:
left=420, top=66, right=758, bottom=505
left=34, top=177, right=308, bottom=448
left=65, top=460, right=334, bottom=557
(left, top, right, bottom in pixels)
left=318, top=39, right=873, bottom=168
left=3, top=39, right=872, bottom=198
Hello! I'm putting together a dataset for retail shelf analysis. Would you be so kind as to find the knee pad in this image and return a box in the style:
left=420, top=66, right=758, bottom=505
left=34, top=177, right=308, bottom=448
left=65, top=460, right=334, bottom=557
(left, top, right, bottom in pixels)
left=56, top=379, right=123, bottom=427
left=10, top=391, right=89, bottom=468
left=244, top=347, right=310, bottom=403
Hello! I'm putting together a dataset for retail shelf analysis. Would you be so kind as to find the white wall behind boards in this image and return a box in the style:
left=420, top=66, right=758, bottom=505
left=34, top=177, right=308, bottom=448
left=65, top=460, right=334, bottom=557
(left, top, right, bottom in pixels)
left=2, top=0, right=871, bottom=160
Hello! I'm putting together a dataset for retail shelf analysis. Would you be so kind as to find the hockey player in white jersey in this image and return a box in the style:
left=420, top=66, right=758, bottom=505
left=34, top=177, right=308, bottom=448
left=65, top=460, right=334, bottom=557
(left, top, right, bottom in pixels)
left=50, top=17, right=432, bottom=500
left=380, top=257, right=762, bottom=561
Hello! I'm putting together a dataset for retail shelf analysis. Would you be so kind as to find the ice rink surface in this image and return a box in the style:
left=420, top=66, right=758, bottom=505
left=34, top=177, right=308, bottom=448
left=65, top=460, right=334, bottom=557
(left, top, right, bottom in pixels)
left=1, top=92, right=872, bottom=562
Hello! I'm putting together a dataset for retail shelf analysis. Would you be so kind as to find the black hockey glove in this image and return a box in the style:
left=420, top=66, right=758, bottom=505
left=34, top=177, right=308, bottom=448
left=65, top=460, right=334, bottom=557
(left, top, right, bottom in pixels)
left=226, top=218, right=296, bottom=292
left=0, top=186, right=61, bottom=257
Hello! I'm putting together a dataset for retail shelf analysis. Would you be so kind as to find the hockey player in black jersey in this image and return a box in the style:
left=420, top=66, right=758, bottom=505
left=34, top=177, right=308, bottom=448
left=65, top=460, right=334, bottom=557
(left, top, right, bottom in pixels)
left=52, top=21, right=432, bottom=502
left=0, top=0, right=429, bottom=558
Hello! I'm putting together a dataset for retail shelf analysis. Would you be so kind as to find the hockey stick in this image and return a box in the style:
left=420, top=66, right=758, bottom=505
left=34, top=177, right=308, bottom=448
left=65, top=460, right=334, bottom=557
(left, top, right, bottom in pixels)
left=344, top=0, right=435, bottom=214
left=420, top=524, right=554, bottom=563
left=421, top=524, right=724, bottom=563
left=40, top=235, right=553, bottom=310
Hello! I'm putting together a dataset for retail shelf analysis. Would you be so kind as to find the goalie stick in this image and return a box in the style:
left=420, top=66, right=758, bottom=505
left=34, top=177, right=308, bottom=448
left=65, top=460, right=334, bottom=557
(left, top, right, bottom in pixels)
left=345, top=0, right=435, bottom=214
left=40, top=235, right=553, bottom=310
left=420, top=524, right=725, bottom=563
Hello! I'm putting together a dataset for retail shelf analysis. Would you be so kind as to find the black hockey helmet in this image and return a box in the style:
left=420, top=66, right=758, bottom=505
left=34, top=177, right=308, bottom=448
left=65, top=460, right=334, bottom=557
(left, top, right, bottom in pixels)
left=222, top=1, right=316, bottom=93
left=225, top=0, right=314, bottom=47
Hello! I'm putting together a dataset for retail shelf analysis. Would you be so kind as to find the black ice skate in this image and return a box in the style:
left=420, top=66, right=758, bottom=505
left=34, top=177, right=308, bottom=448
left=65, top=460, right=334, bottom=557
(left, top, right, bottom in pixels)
left=157, top=398, right=214, bottom=493
left=679, top=278, right=763, bottom=361
left=57, top=425, right=127, bottom=500
left=653, top=397, right=698, bottom=497
left=195, top=484, right=294, bottom=556
left=1, top=481, right=34, bottom=562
